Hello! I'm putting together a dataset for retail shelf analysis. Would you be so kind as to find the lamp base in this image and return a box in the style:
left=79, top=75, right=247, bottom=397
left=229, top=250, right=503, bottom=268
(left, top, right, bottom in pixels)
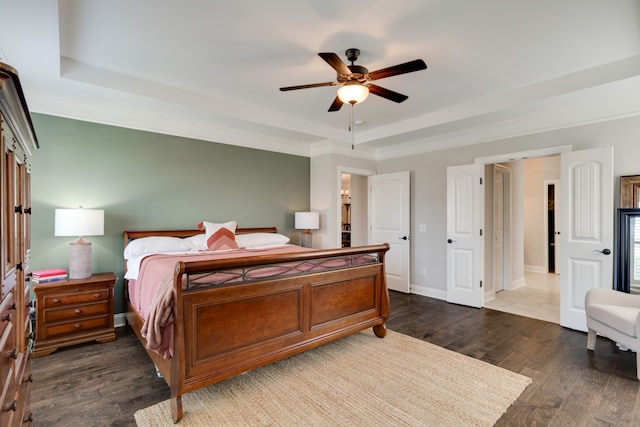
left=69, top=240, right=92, bottom=279
left=300, top=231, right=313, bottom=248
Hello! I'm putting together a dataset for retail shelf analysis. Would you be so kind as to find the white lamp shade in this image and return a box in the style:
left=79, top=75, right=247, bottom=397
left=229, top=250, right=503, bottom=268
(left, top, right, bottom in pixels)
left=55, top=208, right=105, bottom=237
left=295, top=212, right=320, bottom=230
left=337, top=83, right=369, bottom=104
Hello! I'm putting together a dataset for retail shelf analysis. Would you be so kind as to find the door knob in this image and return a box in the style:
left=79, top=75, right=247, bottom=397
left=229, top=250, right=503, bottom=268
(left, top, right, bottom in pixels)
left=595, top=248, right=611, bottom=255
left=399, top=236, right=408, bottom=241
left=447, top=239, right=455, bottom=244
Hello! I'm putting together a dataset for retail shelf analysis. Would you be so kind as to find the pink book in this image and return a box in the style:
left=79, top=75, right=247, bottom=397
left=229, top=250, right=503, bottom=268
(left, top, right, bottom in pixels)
left=32, top=268, right=67, bottom=278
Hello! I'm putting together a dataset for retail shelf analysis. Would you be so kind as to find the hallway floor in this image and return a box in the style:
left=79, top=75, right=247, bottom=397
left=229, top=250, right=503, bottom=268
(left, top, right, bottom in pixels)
left=484, top=271, right=560, bottom=324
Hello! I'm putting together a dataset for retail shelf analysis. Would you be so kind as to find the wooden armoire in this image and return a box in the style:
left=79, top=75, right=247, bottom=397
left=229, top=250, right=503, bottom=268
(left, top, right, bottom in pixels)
left=0, top=62, right=39, bottom=425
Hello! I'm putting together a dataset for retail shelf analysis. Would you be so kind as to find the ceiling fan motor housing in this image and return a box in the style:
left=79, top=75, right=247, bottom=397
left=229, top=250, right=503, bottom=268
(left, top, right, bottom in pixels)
left=339, top=65, right=368, bottom=83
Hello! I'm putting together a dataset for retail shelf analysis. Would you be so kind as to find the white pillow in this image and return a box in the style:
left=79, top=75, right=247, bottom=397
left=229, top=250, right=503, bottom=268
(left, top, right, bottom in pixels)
left=236, top=233, right=290, bottom=249
left=184, top=233, right=206, bottom=250
left=124, top=236, right=193, bottom=258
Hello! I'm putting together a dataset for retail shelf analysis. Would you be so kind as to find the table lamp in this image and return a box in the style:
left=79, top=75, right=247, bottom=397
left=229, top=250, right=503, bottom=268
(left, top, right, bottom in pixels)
left=55, top=208, right=104, bottom=279
left=295, top=212, right=319, bottom=248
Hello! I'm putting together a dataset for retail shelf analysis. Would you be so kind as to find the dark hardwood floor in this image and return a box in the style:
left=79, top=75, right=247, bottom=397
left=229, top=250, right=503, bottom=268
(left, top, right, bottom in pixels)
left=31, top=291, right=640, bottom=426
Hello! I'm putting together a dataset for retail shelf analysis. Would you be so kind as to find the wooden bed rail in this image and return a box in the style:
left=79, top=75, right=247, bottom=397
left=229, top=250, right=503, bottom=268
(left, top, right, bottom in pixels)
left=174, top=243, right=390, bottom=275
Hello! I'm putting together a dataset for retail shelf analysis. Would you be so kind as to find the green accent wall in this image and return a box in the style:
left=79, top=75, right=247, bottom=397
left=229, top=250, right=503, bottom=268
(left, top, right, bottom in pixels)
left=29, top=114, right=310, bottom=313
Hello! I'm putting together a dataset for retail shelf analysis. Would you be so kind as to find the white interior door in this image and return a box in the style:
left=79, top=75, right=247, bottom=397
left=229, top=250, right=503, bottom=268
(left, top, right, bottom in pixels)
left=560, top=146, right=613, bottom=331
left=369, top=171, right=411, bottom=293
left=446, top=164, right=484, bottom=307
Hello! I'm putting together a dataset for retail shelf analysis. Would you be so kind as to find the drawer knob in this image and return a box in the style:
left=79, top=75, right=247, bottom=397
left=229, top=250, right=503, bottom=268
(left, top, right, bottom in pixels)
left=3, top=399, right=17, bottom=412
left=94, top=293, right=101, bottom=298
left=52, top=298, right=60, bottom=303
left=75, top=288, right=81, bottom=292
left=23, top=412, right=33, bottom=423
left=7, top=349, right=17, bottom=360
left=1, top=313, right=11, bottom=322
left=24, top=373, right=33, bottom=383
left=74, top=323, right=81, bottom=329
left=74, top=309, right=81, bottom=315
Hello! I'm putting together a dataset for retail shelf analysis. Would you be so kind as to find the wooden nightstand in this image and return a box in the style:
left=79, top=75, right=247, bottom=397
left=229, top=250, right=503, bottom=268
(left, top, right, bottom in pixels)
left=32, top=272, right=117, bottom=358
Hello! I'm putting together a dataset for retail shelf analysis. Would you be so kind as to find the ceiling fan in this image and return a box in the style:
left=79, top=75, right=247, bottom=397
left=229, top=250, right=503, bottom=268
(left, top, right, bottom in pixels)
left=279, top=48, right=427, bottom=112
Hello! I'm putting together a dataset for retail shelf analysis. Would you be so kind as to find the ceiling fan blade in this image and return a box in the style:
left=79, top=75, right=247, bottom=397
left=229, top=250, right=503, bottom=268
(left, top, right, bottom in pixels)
left=328, top=96, right=344, bottom=112
left=368, top=59, right=427, bottom=81
left=279, top=81, right=337, bottom=91
left=318, top=52, right=351, bottom=75
left=368, top=84, right=409, bottom=103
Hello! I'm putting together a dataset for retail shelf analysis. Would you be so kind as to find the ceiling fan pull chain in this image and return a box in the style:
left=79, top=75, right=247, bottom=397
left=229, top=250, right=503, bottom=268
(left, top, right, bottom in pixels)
left=350, top=104, right=355, bottom=150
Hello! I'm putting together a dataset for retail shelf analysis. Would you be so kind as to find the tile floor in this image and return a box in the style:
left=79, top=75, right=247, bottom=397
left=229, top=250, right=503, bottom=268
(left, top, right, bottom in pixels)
left=484, top=271, right=560, bottom=324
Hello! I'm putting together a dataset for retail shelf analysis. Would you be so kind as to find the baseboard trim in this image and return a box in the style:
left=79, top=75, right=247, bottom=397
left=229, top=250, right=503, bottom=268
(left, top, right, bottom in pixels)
left=114, top=313, right=127, bottom=328
left=510, top=277, right=526, bottom=290
left=410, top=284, right=446, bottom=301
left=525, top=265, right=545, bottom=273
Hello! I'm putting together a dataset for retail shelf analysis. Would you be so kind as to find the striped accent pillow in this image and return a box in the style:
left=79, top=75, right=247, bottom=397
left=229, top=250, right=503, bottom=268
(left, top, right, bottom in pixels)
left=199, top=221, right=239, bottom=251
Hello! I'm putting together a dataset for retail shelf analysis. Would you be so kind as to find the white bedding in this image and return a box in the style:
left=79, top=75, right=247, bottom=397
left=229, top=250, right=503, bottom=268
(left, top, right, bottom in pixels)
left=125, top=252, right=194, bottom=280
left=124, top=232, right=291, bottom=280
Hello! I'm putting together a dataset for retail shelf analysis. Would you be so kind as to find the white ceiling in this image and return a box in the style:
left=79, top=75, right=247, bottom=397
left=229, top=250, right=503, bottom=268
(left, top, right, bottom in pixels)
left=2, top=0, right=640, bottom=159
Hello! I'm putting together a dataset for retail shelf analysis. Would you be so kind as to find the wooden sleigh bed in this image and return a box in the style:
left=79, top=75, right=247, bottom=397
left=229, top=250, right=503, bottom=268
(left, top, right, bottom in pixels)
left=123, top=227, right=390, bottom=423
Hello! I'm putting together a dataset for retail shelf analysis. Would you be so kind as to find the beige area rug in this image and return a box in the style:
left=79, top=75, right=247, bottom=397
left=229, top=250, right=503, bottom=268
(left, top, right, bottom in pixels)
left=135, top=330, right=530, bottom=426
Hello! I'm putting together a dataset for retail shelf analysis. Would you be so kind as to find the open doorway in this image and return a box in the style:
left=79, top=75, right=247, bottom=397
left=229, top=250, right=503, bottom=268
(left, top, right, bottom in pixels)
left=339, top=171, right=369, bottom=248
left=544, top=180, right=560, bottom=275
left=484, top=156, right=561, bottom=324
left=548, top=183, right=556, bottom=273
left=340, top=173, right=351, bottom=247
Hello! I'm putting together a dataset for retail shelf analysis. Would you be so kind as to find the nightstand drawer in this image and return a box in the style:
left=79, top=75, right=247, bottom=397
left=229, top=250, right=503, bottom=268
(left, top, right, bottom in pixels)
left=43, top=301, right=110, bottom=323
left=42, top=315, right=110, bottom=339
left=41, top=289, right=108, bottom=307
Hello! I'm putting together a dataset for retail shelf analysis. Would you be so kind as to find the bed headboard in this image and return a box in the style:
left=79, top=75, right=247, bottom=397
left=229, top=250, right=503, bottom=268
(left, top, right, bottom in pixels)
left=123, top=227, right=278, bottom=249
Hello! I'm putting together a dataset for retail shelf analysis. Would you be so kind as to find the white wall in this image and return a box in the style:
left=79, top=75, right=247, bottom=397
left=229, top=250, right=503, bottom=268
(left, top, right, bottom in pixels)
left=371, top=115, right=640, bottom=298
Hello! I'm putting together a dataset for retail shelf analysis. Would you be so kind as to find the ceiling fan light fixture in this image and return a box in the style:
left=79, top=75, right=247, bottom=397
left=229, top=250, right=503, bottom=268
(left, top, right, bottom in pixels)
left=337, top=82, right=369, bottom=105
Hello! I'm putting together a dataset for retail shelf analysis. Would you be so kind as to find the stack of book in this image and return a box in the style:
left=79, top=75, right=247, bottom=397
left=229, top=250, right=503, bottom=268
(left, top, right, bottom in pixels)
left=31, top=268, right=68, bottom=283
